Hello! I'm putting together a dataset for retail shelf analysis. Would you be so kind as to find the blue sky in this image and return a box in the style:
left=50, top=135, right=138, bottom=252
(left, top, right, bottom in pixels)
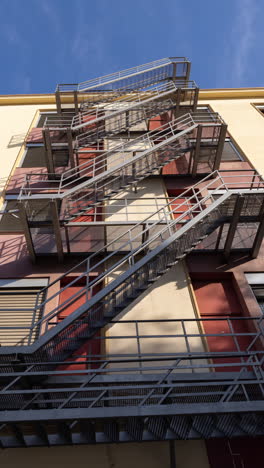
left=0, top=0, right=263, bottom=94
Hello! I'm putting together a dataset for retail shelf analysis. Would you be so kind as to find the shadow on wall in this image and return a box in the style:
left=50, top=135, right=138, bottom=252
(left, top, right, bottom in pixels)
left=106, top=262, right=188, bottom=329
left=0, top=235, right=28, bottom=268
left=8, top=133, right=26, bottom=148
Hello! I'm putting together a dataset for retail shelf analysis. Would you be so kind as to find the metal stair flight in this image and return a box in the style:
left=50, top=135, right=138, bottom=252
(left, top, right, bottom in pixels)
left=3, top=171, right=264, bottom=362
left=55, top=57, right=191, bottom=114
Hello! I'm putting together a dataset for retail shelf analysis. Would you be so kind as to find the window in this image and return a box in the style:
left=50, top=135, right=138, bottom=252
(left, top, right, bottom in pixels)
left=196, top=105, right=216, bottom=121
left=251, top=286, right=264, bottom=313
left=254, top=104, right=264, bottom=116
left=21, top=146, right=69, bottom=168
left=21, top=146, right=47, bottom=167
left=36, top=112, right=57, bottom=128
left=221, top=138, right=244, bottom=161
left=245, top=273, right=264, bottom=313
left=0, top=278, right=48, bottom=346
left=0, top=200, right=22, bottom=232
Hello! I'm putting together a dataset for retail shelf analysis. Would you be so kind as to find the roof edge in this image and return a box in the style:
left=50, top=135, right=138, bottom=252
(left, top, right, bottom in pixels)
left=1, top=87, right=264, bottom=105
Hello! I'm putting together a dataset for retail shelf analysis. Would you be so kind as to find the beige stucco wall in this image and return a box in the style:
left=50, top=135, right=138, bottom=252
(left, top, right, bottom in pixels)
left=199, top=97, right=264, bottom=175
left=0, top=440, right=210, bottom=468
left=105, top=260, right=207, bottom=373
left=0, top=103, right=56, bottom=209
left=105, top=178, right=170, bottom=248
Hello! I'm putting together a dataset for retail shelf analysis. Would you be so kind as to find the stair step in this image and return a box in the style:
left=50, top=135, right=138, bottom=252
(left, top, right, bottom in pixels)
left=147, top=277, right=160, bottom=283
left=135, top=285, right=149, bottom=291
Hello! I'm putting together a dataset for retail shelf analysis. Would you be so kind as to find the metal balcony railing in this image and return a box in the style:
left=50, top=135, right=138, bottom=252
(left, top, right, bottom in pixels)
left=20, top=113, right=226, bottom=233
left=21, top=113, right=197, bottom=199
left=55, top=58, right=191, bottom=114
left=0, top=316, right=263, bottom=446
left=2, top=171, right=264, bottom=361
left=42, top=81, right=199, bottom=173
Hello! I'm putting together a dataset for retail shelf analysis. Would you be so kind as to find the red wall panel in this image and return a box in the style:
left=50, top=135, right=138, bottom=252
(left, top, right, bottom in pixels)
left=57, top=276, right=101, bottom=371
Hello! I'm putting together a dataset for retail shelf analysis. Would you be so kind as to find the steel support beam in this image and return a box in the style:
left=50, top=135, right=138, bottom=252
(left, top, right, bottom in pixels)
left=172, top=63, right=177, bottom=81
left=186, top=61, right=191, bottom=82
left=174, top=88, right=181, bottom=118
left=193, top=87, right=199, bottom=112
left=18, top=202, right=36, bottom=263
left=55, top=90, right=62, bottom=114
left=191, top=124, right=202, bottom=177
left=213, top=124, right=228, bottom=171
left=67, top=128, right=75, bottom=168
left=251, top=215, right=264, bottom=258
left=0, top=401, right=263, bottom=423
left=224, top=195, right=245, bottom=260
left=50, top=200, right=64, bottom=262
left=43, top=129, right=55, bottom=175
left=73, top=90, right=79, bottom=114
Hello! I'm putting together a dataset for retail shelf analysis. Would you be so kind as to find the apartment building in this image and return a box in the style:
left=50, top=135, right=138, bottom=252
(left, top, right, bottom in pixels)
left=0, top=58, right=263, bottom=467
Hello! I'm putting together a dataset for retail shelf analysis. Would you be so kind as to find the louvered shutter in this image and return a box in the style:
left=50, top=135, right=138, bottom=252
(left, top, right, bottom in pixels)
left=0, top=287, right=46, bottom=346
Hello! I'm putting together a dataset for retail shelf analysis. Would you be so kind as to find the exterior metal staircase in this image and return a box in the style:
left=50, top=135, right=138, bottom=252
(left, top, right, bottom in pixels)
left=42, top=80, right=198, bottom=173
left=2, top=171, right=264, bottom=363
left=21, top=112, right=226, bottom=234
left=1, top=58, right=264, bottom=448
left=0, top=316, right=263, bottom=446
left=1, top=168, right=264, bottom=446
left=55, top=57, right=191, bottom=113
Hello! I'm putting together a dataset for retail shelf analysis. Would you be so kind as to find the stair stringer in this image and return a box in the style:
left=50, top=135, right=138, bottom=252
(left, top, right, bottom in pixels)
left=0, top=192, right=231, bottom=362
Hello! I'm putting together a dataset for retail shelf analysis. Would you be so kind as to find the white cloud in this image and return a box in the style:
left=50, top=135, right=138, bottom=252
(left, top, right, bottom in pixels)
left=70, top=0, right=107, bottom=74
left=20, top=76, right=32, bottom=94
left=230, top=0, right=258, bottom=86
left=39, top=0, right=62, bottom=33
left=232, top=0, right=257, bottom=86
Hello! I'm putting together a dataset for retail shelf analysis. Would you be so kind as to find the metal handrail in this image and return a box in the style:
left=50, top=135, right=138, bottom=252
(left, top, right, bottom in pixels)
left=4, top=171, right=264, bottom=352
left=44, top=80, right=197, bottom=132
left=56, top=57, right=189, bottom=93
left=20, top=112, right=197, bottom=198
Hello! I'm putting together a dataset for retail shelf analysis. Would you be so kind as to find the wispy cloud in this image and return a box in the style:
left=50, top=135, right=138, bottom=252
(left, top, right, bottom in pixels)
left=1, top=22, right=28, bottom=49
left=38, top=0, right=62, bottom=33
left=0, top=21, right=32, bottom=93
left=219, top=0, right=258, bottom=87
left=20, top=76, right=32, bottom=94
left=70, top=0, right=108, bottom=76
left=232, top=0, right=258, bottom=85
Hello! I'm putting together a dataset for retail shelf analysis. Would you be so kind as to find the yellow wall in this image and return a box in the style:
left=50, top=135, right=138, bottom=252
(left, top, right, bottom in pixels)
left=105, top=260, right=206, bottom=373
left=1, top=90, right=263, bottom=465
left=0, top=104, right=56, bottom=208
left=0, top=440, right=210, bottom=468
left=198, top=97, right=264, bottom=175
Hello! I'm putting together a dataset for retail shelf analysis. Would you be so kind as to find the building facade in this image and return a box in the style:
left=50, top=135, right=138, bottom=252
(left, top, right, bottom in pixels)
left=0, top=58, right=263, bottom=467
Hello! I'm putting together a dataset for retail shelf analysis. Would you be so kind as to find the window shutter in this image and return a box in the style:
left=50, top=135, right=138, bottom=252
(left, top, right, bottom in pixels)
left=0, top=287, right=45, bottom=346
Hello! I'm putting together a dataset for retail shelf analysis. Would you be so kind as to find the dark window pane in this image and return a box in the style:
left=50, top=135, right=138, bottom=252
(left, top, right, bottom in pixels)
left=36, top=113, right=57, bottom=128
left=0, top=201, right=22, bottom=232
left=222, top=140, right=243, bottom=161
left=22, top=147, right=69, bottom=168
left=22, top=147, right=46, bottom=167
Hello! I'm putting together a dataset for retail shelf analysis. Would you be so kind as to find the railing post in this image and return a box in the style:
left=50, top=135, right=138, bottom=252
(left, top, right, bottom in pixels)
left=223, top=195, right=245, bottom=260
left=43, top=129, right=55, bottom=175
left=18, top=202, right=36, bottom=263
left=251, top=215, right=264, bottom=258
left=55, top=90, right=62, bottom=114
left=193, top=87, right=199, bottom=112
left=73, top=90, right=79, bottom=114
left=50, top=199, right=64, bottom=262
left=67, top=128, right=75, bottom=169
left=191, top=124, right=202, bottom=177
left=213, top=124, right=228, bottom=171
